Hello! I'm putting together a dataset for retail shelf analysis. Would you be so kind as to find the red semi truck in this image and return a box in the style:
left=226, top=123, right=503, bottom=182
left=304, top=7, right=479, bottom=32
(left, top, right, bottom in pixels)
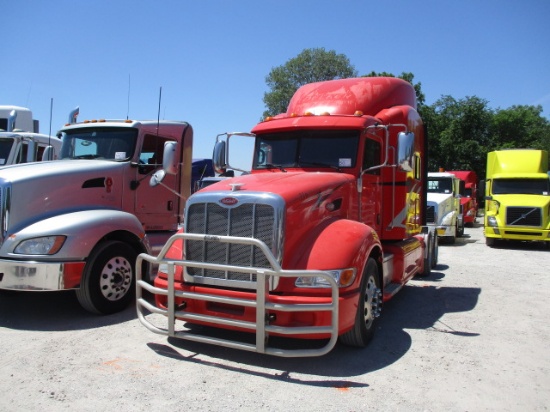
left=448, top=170, right=479, bottom=226
left=137, top=77, right=438, bottom=357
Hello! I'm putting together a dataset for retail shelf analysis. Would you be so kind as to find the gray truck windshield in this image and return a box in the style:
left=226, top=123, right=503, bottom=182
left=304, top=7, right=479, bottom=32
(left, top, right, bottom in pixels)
left=59, top=127, right=138, bottom=161
left=428, top=178, right=453, bottom=194
left=0, top=139, right=14, bottom=165
left=253, top=130, right=359, bottom=170
left=492, top=178, right=550, bottom=195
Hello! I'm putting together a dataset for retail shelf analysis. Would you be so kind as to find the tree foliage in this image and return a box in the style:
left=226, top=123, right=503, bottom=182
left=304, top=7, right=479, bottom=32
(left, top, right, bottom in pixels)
left=424, top=95, right=493, bottom=178
left=491, top=105, right=550, bottom=151
left=426, top=98, right=550, bottom=178
left=262, top=48, right=357, bottom=118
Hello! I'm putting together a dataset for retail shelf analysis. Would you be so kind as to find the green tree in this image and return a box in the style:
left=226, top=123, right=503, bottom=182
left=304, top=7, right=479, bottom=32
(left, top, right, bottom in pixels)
left=262, top=48, right=357, bottom=118
left=425, top=95, right=493, bottom=178
left=491, top=105, right=550, bottom=152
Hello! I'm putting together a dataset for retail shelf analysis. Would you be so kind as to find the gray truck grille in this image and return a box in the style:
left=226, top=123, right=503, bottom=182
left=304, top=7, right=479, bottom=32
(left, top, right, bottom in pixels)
left=506, top=207, right=542, bottom=227
left=426, top=206, right=435, bottom=223
left=186, top=202, right=275, bottom=281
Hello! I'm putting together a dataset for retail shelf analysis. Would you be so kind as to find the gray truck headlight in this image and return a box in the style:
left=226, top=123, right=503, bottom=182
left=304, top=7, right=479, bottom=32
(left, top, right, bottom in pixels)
left=14, top=236, right=66, bottom=255
left=487, top=216, right=498, bottom=227
left=295, top=268, right=356, bottom=288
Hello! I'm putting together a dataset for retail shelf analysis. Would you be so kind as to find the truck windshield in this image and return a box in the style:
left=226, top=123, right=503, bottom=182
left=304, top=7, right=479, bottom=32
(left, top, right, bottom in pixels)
left=253, top=130, right=359, bottom=170
left=428, top=178, right=453, bottom=194
left=492, top=178, right=550, bottom=195
left=59, top=127, right=138, bottom=161
left=0, top=139, right=14, bottom=165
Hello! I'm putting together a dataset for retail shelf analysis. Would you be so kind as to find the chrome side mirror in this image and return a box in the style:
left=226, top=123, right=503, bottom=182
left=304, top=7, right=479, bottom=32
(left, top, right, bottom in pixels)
left=162, top=141, right=178, bottom=175
left=397, top=131, right=415, bottom=172
left=212, top=140, right=227, bottom=175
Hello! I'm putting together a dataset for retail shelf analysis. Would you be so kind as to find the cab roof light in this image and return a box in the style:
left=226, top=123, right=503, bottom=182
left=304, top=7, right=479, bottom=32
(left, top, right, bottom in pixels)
left=354, top=110, right=363, bottom=116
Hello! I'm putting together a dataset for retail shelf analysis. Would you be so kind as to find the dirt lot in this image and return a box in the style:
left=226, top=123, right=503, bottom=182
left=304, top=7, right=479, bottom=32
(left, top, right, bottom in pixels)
left=0, top=223, right=548, bottom=411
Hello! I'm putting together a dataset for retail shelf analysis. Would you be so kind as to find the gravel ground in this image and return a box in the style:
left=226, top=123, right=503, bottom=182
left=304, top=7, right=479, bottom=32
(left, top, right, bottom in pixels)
left=0, top=222, right=548, bottom=411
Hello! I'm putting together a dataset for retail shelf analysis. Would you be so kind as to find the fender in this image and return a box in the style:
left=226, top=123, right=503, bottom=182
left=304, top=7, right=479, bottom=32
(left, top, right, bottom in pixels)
left=295, top=219, right=381, bottom=289
left=440, top=210, right=457, bottom=227
left=0, top=209, right=147, bottom=260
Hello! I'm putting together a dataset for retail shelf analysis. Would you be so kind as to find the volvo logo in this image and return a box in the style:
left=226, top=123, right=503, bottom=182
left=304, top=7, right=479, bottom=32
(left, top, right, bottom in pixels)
left=220, top=197, right=238, bottom=206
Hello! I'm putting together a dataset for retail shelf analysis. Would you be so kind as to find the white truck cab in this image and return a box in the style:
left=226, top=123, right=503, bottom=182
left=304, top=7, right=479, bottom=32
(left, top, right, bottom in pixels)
left=427, top=172, right=464, bottom=243
left=0, top=106, right=62, bottom=164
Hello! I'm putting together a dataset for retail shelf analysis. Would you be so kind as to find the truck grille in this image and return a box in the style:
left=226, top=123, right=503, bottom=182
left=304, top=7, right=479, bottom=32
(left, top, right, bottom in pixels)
left=426, top=205, right=435, bottom=223
left=185, top=200, right=279, bottom=283
left=506, top=207, right=542, bottom=227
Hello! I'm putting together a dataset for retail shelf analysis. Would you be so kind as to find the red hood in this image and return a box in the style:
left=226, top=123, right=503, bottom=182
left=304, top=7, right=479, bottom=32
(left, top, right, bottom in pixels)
left=200, top=171, right=355, bottom=201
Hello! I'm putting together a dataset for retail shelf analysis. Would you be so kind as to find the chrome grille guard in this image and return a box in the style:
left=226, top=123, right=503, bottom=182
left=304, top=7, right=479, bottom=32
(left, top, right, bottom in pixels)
left=136, top=232, right=339, bottom=358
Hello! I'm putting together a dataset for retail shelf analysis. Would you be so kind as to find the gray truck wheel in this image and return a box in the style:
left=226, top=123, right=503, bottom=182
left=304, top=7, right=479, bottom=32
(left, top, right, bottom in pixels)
left=339, top=258, right=381, bottom=347
left=431, top=234, right=439, bottom=268
left=419, top=231, right=438, bottom=277
left=76, top=240, right=136, bottom=315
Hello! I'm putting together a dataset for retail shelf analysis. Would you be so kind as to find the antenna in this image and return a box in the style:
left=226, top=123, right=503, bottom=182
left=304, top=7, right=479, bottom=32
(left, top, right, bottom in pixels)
left=157, top=86, right=162, bottom=135
left=126, top=74, right=131, bottom=120
left=48, top=98, right=53, bottom=140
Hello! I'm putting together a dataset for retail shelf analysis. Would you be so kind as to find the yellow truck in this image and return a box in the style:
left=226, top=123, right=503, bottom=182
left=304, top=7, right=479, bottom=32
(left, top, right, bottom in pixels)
left=484, top=149, right=550, bottom=247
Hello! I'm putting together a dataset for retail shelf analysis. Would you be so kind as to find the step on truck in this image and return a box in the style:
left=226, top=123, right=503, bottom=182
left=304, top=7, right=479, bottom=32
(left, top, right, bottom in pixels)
left=448, top=170, right=479, bottom=226
left=0, top=113, right=193, bottom=314
left=137, top=77, right=438, bottom=357
left=0, top=105, right=62, bottom=165
left=484, top=149, right=550, bottom=247
left=426, top=171, right=464, bottom=243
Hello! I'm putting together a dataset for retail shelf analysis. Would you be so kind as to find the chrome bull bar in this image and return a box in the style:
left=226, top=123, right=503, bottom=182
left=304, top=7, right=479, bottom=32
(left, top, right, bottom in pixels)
left=136, top=232, right=340, bottom=357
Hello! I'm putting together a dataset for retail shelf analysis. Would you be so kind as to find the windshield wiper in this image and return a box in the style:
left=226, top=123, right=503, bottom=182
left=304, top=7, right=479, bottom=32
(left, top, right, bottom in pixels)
left=262, top=163, right=287, bottom=172
left=71, top=154, right=102, bottom=160
left=297, top=161, right=341, bottom=172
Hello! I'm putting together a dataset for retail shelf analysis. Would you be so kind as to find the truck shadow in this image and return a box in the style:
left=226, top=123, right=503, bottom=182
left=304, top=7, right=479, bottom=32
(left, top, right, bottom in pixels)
left=147, top=275, right=480, bottom=384
left=0, top=290, right=136, bottom=331
left=440, top=234, right=478, bottom=247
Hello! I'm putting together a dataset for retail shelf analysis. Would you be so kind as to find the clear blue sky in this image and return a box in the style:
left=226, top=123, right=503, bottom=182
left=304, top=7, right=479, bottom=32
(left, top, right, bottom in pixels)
left=4, top=0, right=550, bottom=162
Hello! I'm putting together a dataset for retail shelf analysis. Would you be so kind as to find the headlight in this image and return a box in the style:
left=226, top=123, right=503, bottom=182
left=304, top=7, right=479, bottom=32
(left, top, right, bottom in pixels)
left=14, top=236, right=66, bottom=255
left=295, top=268, right=356, bottom=288
left=487, top=216, right=498, bottom=227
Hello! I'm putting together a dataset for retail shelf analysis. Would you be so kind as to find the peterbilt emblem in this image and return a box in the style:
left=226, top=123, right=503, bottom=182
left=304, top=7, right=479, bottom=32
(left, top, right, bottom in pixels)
left=220, top=197, right=238, bottom=206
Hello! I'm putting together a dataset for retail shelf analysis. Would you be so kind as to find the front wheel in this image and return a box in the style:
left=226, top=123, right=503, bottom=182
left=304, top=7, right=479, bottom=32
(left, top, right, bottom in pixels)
left=76, top=240, right=137, bottom=315
left=339, top=258, right=382, bottom=347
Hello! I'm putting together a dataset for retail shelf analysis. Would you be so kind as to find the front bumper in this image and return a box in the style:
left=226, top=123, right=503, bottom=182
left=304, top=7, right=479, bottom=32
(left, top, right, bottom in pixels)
left=427, top=223, right=450, bottom=237
left=0, top=260, right=64, bottom=290
left=136, top=232, right=342, bottom=357
left=484, top=226, right=550, bottom=242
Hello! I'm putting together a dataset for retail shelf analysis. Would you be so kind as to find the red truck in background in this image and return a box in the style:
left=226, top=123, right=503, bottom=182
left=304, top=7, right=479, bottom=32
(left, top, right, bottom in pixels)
left=137, top=77, right=438, bottom=357
left=448, top=170, right=479, bottom=226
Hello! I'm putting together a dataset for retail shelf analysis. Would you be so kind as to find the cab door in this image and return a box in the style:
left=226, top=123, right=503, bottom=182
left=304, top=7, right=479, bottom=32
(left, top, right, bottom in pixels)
left=360, top=136, right=382, bottom=231
left=134, top=133, right=181, bottom=231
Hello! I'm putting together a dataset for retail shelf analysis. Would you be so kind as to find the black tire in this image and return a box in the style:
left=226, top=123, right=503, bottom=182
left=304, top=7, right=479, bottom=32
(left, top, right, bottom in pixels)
left=457, top=218, right=465, bottom=237
left=486, top=237, right=496, bottom=247
left=339, top=258, right=381, bottom=347
left=76, top=240, right=137, bottom=315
